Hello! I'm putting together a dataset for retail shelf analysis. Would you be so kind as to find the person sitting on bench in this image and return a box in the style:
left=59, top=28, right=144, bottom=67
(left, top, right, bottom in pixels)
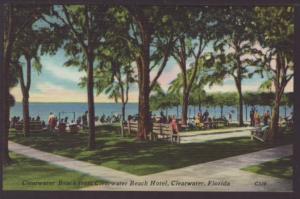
left=254, top=111, right=261, bottom=128
left=195, top=112, right=203, bottom=128
left=256, top=125, right=269, bottom=137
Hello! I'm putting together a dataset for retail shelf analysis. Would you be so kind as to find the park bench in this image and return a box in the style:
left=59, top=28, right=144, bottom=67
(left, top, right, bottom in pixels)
left=250, top=125, right=269, bottom=142
left=152, top=123, right=181, bottom=144
left=124, top=121, right=138, bottom=135
left=15, top=121, right=45, bottom=133
left=67, top=124, right=79, bottom=133
left=125, top=121, right=181, bottom=143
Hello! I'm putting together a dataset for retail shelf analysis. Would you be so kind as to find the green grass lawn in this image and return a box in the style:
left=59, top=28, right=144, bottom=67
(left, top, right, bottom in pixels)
left=3, top=152, right=106, bottom=190
left=181, top=123, right=240, bottom=132
left=9, top=125, right=293, bottom=176
left=241, top=156, right=293, bottom=179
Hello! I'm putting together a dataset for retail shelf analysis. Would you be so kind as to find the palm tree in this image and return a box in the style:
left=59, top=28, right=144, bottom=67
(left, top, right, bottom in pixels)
left=150, top=84, right=179, bottom=118
left=12, top=28, right=43, bottom=136
left=190, top=85, right=206, bottom=113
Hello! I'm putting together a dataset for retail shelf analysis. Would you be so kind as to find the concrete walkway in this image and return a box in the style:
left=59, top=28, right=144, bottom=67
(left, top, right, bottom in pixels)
left=8, top=141, right=140, bottom=182
left=82, top=144, right=293, bottom=192
left=181, top=126, right=255, bottom=137
left=181, top=130, right=251, bottom=143
left=8, top=141, right=292, bottom=192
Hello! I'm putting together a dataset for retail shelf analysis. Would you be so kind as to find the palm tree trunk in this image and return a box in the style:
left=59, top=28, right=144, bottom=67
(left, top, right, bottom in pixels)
left=3, top=4, right=14, bottom=164
left=245, top=105, right=248, bottom=122
left=220, top=105, right=223, bottom=118
left=236, top=83, right=244, bottom=126
left=121, top=102, right=126, bottom=137
left=268, top=96, right=280, bottom=141
left=87, top=57, right=96, bottom=149
left=268, top=89, right=283, bottom=141
left=137, top=54, right=151, bottom=140
left=121, top=103, right=126, bottom=123
left=181, top=91, right=189, bottom=125
left=3, top=100, right=11, bottom=165
left=21, top=57, right=32, bottom=137
left=138, top=77, right=150, bottom=140
left=3, top=91, right=11, bottom=164
left=23, top=92, right=30, bottom=136
left=234, top=45, right=244, bottom=126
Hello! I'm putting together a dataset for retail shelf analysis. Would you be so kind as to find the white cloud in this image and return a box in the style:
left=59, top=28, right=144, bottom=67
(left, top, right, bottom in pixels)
left=205, top=77, right=294, bottom=93
left=42, top=62, right=85, bottom=83
left=11, top=81, right=140, bottom=103
left=204, top=83, right=259, bottom=93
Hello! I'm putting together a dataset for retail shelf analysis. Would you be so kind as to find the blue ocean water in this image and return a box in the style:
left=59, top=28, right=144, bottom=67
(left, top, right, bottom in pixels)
left=10, top=102, right=293, bottom=123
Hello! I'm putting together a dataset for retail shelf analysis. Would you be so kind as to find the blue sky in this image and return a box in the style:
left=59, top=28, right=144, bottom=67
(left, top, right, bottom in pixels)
left=11, top=48, right=294, bottom=103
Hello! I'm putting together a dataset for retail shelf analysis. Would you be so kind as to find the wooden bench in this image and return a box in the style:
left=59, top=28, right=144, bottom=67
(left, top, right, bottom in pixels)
left=251, top=126, right=269, bottom=142
left=15, top=121, right=45, bottom=133
left=124, top=121, right=181, bottom=143
left=67, top=124, right=79, bottom=133
left=152, top=123, right=181, bottom=144
left=124, top=121, right=138, bottom=135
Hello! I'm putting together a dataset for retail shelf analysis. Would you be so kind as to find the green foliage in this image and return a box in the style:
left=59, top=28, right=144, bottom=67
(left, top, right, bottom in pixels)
left=150, top=84, right=180, bottom=111
left=189, top=86, right=206, bottom=106
left=210, top=92, right=238, bottom=107
left=210, top=7, right=262, bottom=85
left=244, top=91, right=293, bottom=107
left=254, top=6, right=294, bottom=88
left=280, top=92, right=293, bottom=107
left=4, top=5, right=52, bottom=104
left=12, top=24, right=45, bottom=75
left=43, top=5, right=112, bottom=72
left=259, top=79, right=273, bottom=92
left=255, top=7, right=294, bottom=53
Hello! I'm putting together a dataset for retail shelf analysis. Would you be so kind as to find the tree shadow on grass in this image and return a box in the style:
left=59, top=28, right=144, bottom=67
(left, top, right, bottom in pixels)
left=8, top=126, right=294, bottom=175
left=242, top=156, right=292, bottom=179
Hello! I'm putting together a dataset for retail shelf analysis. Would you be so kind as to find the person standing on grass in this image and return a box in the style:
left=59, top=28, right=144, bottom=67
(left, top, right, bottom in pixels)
left=170, top=115, right=179, bottom=142
left=228, top=112, right=232, bottom=123
left=203, top=110, right=209, bottom=121
left=250, top=107, right=255, bottom=126
left=82, top=111, right=88, bottom=129
left=263, top=111, right=270, bottom=126
left=48, top=112, right=56, bottom=133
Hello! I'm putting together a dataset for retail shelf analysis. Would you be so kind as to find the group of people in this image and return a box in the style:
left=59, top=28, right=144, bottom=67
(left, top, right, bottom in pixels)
left=151, top=111, right=175, bottom=124
left=98, top=114, right=121, bottom=123
left=250, top=107, right=271, bottom=127
left=75, top=112, right=122, bottom=128
left=48, top=112, right=79, bottom=133
left=194, top=110, right=213, bottom=128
